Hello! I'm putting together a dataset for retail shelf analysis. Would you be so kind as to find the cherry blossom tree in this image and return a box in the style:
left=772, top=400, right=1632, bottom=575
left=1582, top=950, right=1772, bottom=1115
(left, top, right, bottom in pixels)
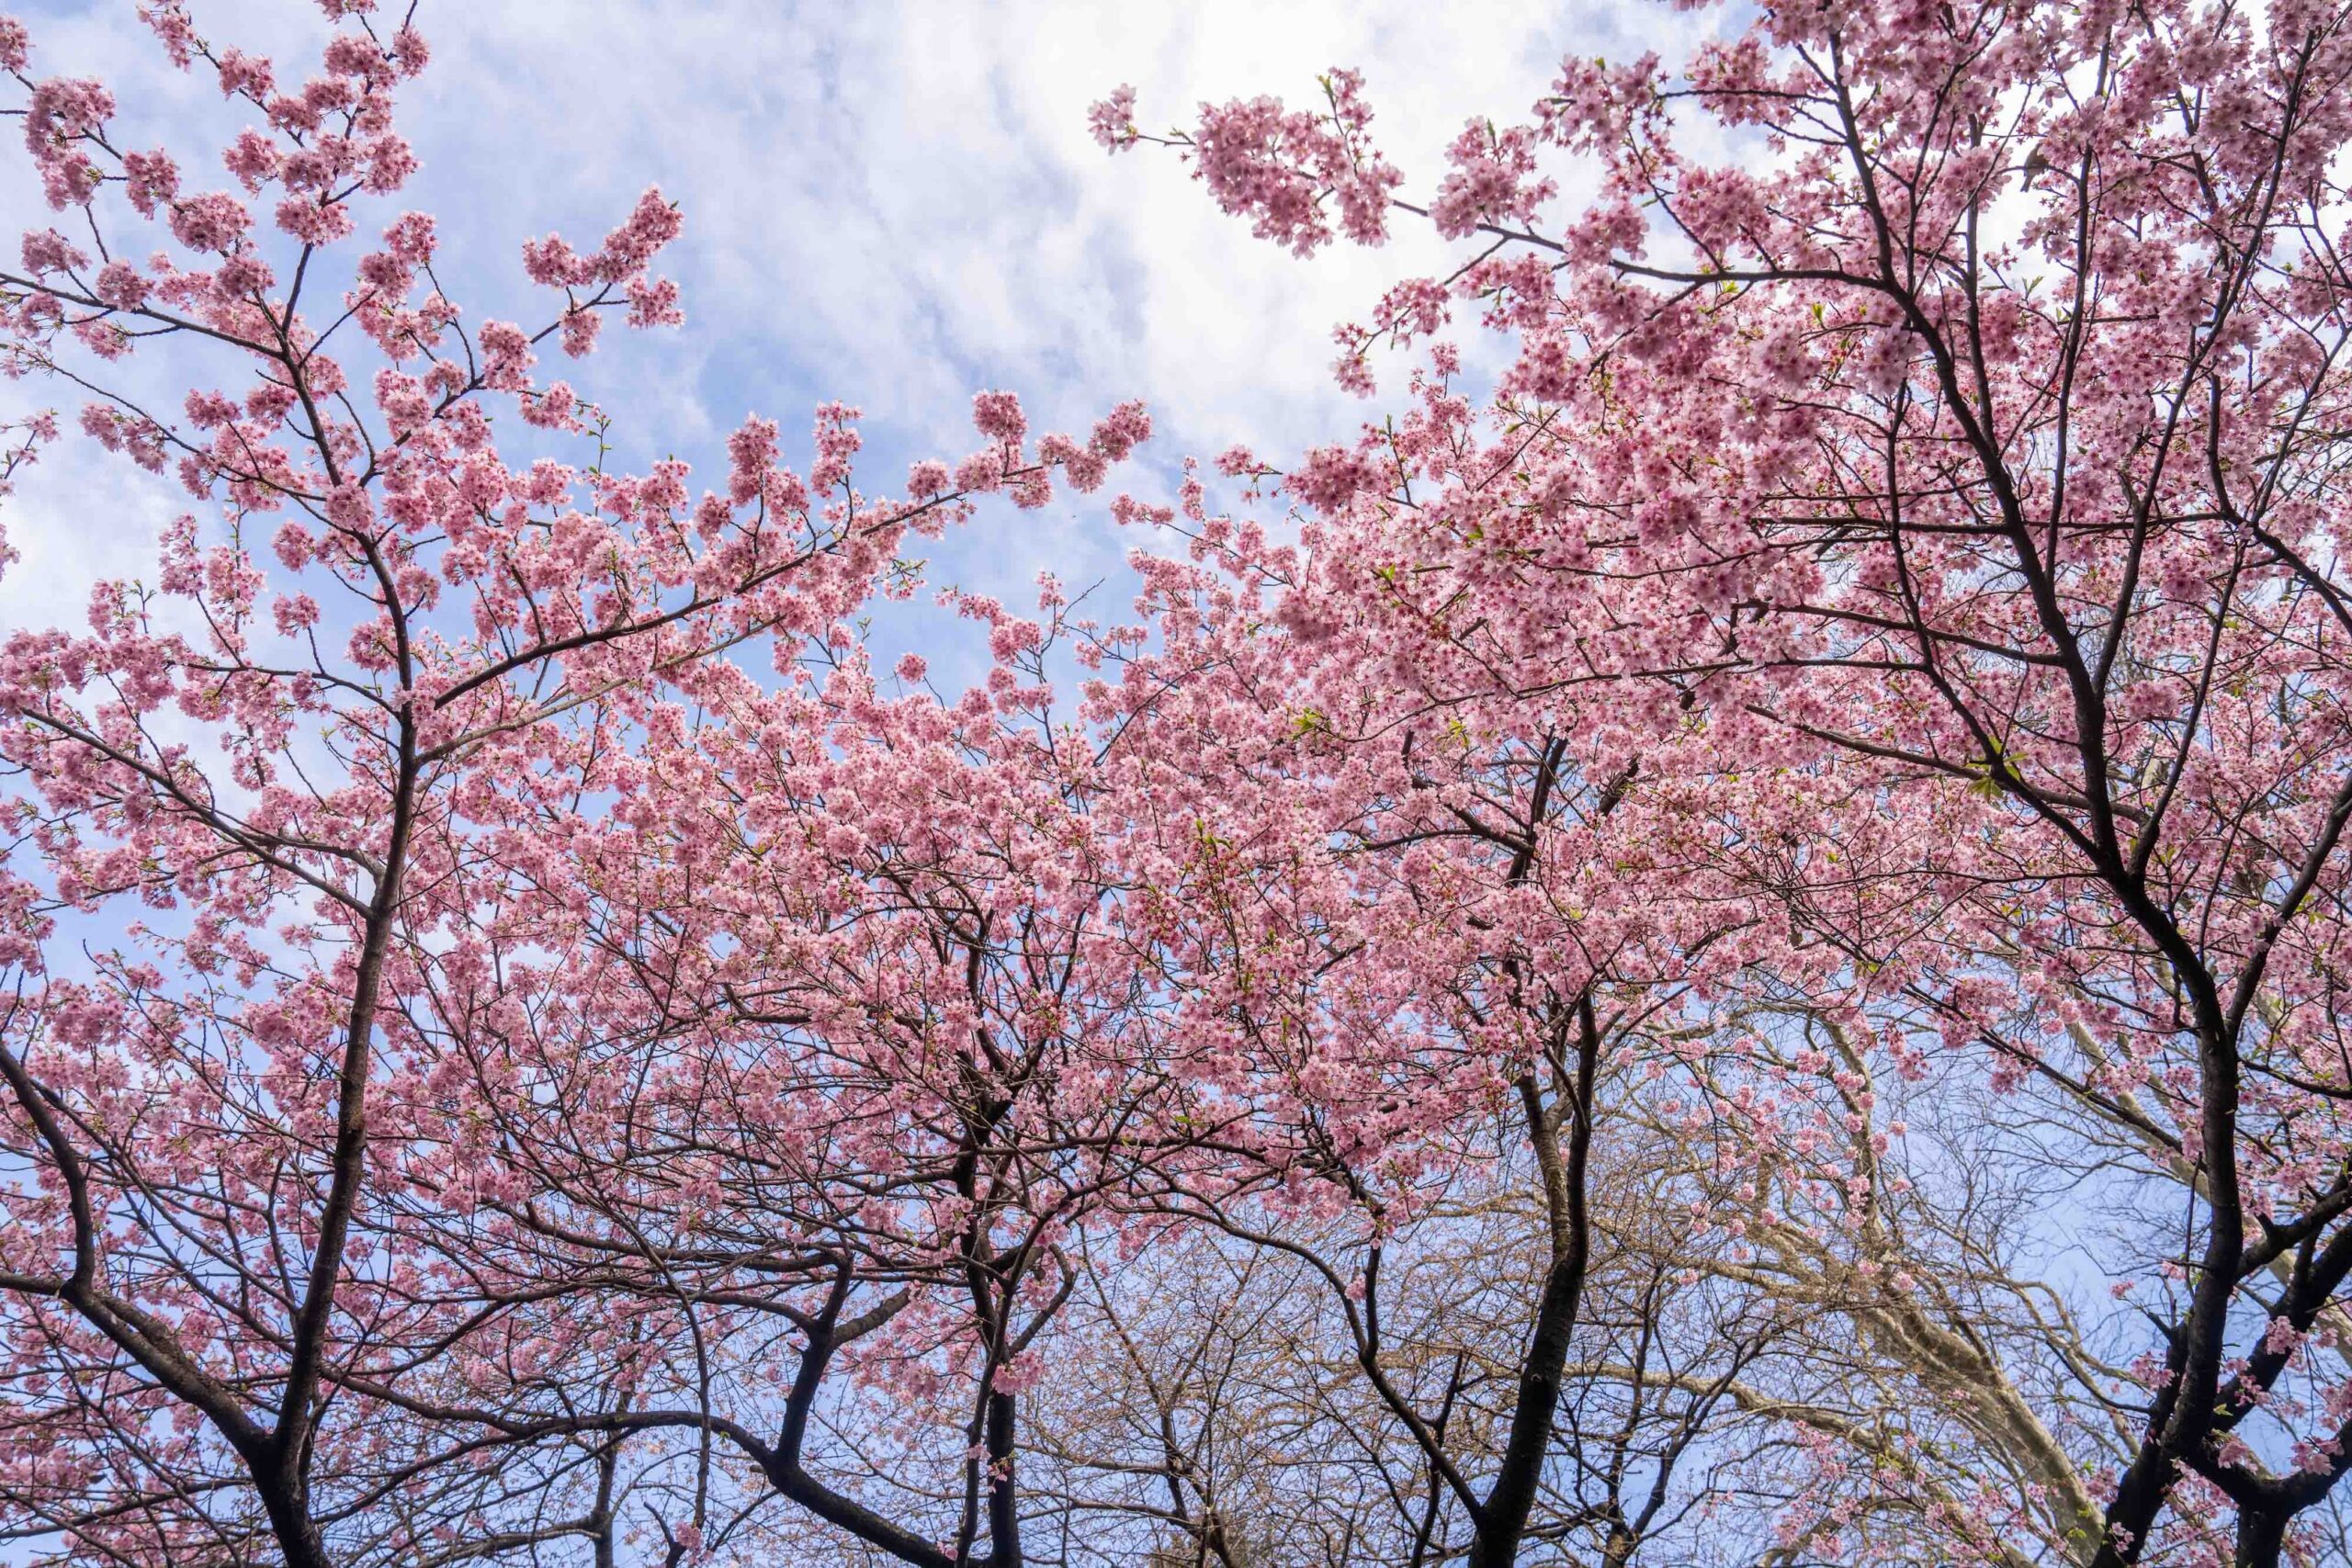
left=357, top=566, right=1226, bottom=1568
left=1097, top=0, right=2352, bottom=1561
left=0, top=6, right=1143, bottom=1565
left=10, top=0, right=2352, bottom=1563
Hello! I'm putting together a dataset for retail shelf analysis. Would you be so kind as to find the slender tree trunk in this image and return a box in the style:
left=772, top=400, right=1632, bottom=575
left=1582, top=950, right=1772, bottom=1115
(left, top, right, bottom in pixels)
left=1466, top=1256, right=1586, bottom=1568
left=985, top=1389, right=1022, bottom=1566
left=1467, top=997, right=1599, bottom=1568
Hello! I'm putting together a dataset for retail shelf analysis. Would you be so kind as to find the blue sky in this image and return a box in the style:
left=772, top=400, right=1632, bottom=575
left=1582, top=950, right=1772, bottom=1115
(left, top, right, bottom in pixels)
left=0, top=0, right=1725, bottom=683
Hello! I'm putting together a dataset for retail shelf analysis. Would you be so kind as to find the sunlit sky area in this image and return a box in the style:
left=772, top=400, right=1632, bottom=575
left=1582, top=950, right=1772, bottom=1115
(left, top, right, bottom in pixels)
left=0, top=0, right=1735, bottom=680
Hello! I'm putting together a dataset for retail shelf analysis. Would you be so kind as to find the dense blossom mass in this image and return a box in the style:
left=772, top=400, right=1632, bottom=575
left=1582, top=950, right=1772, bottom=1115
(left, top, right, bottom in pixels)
left=4, top=0, right=2352, bottom=1565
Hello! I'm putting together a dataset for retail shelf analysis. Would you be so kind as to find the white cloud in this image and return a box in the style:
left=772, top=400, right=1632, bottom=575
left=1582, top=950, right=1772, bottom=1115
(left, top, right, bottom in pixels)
left=1, top=0, right=1726, bottom=652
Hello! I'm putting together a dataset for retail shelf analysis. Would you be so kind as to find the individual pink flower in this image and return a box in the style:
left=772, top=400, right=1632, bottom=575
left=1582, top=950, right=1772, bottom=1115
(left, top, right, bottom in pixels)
left=478, top=319, right=534, bottom=390
left=168, top=191, right=253, bottom=253
left=124, top=148, right=181, bottom=215
left=276, top=194, right=356, bottom=246
left=92, top=260, right=147, bottom=310
left=215, top=47, right=276, bottom=99
left=1088, top=85, right=1137, bottom=150
left=560, top=307, right=601, bottom=358
left=625, top=274, right=682, bottom=329
left=972, top=389, right=1026, bottom=445
left=907, top=459, right=952, bottom=499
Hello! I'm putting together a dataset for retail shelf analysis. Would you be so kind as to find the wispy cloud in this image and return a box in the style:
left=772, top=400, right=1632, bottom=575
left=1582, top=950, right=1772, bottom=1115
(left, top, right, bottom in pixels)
left=1, top=0, right=1723, bottom=650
